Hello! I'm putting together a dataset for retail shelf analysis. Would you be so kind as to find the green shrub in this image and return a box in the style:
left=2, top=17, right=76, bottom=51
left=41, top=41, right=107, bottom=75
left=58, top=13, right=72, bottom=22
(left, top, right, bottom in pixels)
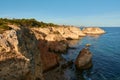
left=0, top=18, right=59, bottom=28
left=0, top=23, right=10, bottom=33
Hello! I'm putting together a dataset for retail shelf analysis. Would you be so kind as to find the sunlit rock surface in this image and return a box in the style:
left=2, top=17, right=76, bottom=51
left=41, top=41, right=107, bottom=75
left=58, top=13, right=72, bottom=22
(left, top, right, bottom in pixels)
left=0, top=24, right=106, bottom=80
left=82, top=27, right=105, bottom=34
left=0, top=26, right=43, bottom=80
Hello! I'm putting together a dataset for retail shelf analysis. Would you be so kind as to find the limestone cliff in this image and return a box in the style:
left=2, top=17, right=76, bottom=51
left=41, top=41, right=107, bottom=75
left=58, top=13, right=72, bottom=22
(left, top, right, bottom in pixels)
left=0, top=26, right=43, bottom=80
left=31, top=26, right=86, bottom=53
left=32, top=26, right=86, bottom=40
left=0, top=24, right=106, bottom=80
left=0, top=25, right=85, bottom=80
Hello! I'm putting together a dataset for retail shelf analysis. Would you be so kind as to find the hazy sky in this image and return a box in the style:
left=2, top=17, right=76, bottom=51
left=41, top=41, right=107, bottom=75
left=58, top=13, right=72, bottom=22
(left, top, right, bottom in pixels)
left=0, top=0, right=120, bottom=26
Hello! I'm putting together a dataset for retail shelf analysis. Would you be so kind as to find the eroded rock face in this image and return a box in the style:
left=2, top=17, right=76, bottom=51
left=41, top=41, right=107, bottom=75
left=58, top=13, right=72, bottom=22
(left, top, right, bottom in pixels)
left=38, top=40, right=59, bottom=72
left=75, top=48, right=92, bottom=70
left=0, top=27, right=43, bottom=80
left=30, top=26, right=86, bottom=73
left=32, top=26, right=86, bottom=41
left=31, top=26, right=86, bottom=56
left=82, top=27, right=105, bottom=34
left=32, top=27, right=69, bottom=53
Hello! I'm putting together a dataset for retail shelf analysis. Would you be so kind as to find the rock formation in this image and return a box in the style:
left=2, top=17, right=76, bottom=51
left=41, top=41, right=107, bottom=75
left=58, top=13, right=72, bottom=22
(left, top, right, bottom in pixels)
left=52, top=26, right=86, bottom=39
left=31, top=26, right=86, bottom=54
left=82, top=27, right=105, bottom=34
left=75, top=48, right=92, bottom=70
left=0, top=18, right=107, bottom=80
left=32, top=26, right=86, bottom=41
left=0, top=27, right=43, bottom=80
left=0, top=24, right=105, bottom=80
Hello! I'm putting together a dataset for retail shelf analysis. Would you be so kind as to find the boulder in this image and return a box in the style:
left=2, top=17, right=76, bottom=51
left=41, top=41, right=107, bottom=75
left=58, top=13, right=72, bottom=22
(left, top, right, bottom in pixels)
left=82, top=27, right=105, bottom=34
left=75, top=48, right=92, bottom=70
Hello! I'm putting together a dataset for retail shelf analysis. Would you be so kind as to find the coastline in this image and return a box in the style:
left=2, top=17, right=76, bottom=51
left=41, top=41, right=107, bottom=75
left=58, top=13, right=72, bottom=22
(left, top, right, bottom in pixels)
left=0, top=18, right=106, bottom=80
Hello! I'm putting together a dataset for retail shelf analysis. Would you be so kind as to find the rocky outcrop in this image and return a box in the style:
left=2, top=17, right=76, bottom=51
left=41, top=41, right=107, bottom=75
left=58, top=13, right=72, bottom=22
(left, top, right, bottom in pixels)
left=75, top=48, right=92, bottom=70
left=82, top=27, right=105, bottom=34
left=0, top=27, right=43, bottom=80
left=31, top=26, right=86, bottom=53
left=52, top=27, right=86, bottom=39
left=30, top=26, right=86, bottom=72
left=0, top=22, right=106, bottom=80
left=32, top=26, right=86, bottom=41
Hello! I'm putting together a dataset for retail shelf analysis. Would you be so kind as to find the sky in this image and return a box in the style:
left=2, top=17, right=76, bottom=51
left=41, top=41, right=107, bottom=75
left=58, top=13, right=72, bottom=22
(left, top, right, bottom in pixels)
left=0, top=0, right=120, bottom=27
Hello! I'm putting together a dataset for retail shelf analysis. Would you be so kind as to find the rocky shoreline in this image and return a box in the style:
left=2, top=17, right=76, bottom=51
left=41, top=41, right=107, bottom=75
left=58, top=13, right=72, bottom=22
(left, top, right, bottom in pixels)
left=0, top=24, right=105, bottom=80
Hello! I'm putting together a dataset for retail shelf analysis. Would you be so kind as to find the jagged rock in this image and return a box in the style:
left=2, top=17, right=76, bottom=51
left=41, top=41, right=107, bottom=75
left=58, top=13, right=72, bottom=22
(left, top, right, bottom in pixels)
left=82, top=27, right=105, bottom=34
left=0, top=27, right=43, bottom=80
left=75, top=48, right=93, bottom=70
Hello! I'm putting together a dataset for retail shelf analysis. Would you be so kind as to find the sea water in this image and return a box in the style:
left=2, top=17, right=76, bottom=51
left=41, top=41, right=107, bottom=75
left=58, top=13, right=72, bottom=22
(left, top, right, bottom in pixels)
left=62, top=27, right=120, bottom=80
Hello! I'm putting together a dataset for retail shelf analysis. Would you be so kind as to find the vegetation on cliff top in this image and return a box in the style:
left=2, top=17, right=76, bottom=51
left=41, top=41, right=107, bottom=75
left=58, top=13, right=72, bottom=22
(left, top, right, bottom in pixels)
left=0, top=18, right=59, bottom=33
left=0, top=18, right=58, bottom=28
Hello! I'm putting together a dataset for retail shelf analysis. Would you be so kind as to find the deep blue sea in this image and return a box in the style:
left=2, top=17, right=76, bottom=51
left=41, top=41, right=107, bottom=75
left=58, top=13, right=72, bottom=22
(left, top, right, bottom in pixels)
left=62, top=27, right=120, bottom=80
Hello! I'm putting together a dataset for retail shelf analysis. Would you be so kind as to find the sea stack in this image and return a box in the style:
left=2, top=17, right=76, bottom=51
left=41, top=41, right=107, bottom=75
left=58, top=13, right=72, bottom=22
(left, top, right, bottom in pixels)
left=75, top=47, right=93, bottom=70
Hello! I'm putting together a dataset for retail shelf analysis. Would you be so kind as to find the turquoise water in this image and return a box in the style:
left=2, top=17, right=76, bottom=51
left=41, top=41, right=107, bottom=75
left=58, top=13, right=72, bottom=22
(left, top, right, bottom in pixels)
left=62, top=27, right=120, bottom=80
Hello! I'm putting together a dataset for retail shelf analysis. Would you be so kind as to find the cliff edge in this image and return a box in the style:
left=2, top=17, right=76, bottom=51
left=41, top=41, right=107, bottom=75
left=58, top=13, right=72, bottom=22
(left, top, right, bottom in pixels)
left=0, top=26, right=43, bottom=80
